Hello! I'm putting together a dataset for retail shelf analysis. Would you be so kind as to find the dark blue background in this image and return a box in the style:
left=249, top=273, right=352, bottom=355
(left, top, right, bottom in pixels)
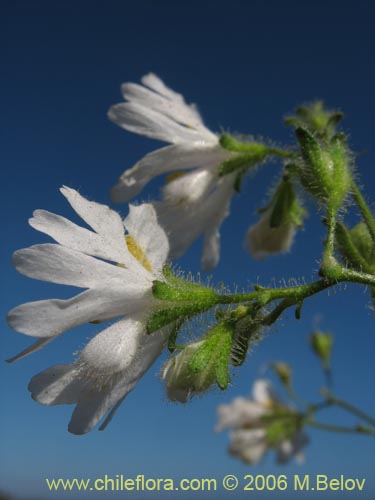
left=1, top=1, right=374, bottom=499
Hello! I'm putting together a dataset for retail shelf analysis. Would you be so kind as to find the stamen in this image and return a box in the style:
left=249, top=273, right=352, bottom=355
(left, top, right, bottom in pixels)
left=125, top=235, right=152, bottom=272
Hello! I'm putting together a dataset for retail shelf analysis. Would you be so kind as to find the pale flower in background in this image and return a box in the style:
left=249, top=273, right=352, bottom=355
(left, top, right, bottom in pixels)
left=108, top=73, right=238, bottom=270
left=7, top=187, right=172, bottom=434
left=216, top=379, right=308, bottom=464
left=244, top=208, right=296, bottom=259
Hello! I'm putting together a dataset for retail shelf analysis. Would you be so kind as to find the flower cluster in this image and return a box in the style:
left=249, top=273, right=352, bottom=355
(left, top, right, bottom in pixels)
left=216, top=380, right=308, bottom=464
left=7, top=73, right=375, bottom=455
left=108, top=74, right=297, bottom=269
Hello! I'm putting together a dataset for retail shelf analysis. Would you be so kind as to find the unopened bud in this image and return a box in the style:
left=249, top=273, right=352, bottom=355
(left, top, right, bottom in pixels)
left=285, top=101, right=343, bottom=139
left=296, top=128, right=351, bottom=211
left=310, top=331, right=333, bottom=368
left=272, top=362, right=292, bottom=388
left=245, top=176, right=306, bottom=259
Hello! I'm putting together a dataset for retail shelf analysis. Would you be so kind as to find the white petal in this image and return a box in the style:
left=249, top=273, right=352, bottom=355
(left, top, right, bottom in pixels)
left=252, top=379, right=278, bottom=405
left=29, top=210, right=129, bottom=264
left=8, top=284, right=150, bottom=338
left=110, top=143, right=226, bottom=204
left=154, top=175, right=234, bottom=270
left=277, top=432, right=309, bottom=464
left=162, top=168, right=215, bottom=205
left=124, top=204, right=169, bottom=273
left=29, top=365, right=82, bottom=405
left=98, top=396, right=125, bottom=431
left=69, top=321, right=169, bottom=434
left=60, top=187, right=129, bottom=263
left=201, top=178, right=233, bottom=271
left=216, top=398, right=265, bottom=431
left=121, top=82, right=210, bottom=136
left=229, top=429, right=268, bottom=464
left=29, top=317, right=169, bottom=434
left=202, top=228, right=221, bottom=272
left=108, top=102, right=207, bottom=144
left=12, top=244, right=132, bottom=288
left=79, top=315, right=145, bottom=376
left=142, top=73, right=188, bottom=103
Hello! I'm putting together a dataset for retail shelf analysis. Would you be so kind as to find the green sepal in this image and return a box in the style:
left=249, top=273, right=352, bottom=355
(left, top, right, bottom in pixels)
left=234, top=172, right=244, bottom=193
left=162, top=265, right=182, bottom=284
left=265, top=412, right=299, bottom=446
left=147, top=302, right=212, bottom=334
left=269, top=180, right=294, bottom=228
left=188, top=322, right=234, bottom=390
left=219, top=134, right=268, bottom=155
left=268, top=175, right=306, bottom=229
left=152, top=280, right=218, bottom=303
left=230, top=313, right=263, bottom=366
left=296, top=128, right=329, bottom=199
left=167, top=319, right=185, bottom=353
left=219, top=151, right=267, bottom=177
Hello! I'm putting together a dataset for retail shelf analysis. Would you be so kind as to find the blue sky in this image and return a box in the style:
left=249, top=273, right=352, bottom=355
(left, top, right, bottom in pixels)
left=1, top=0, right=375, bottom=499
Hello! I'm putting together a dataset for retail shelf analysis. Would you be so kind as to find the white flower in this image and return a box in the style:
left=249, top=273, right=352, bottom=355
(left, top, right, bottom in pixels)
left=244, top=208, right=296, bottom=259
left=216, top=379, right=308, bottom=464
left=108, top=73, right=238, bottom=270
left=7, top=187, right=172, bottom=434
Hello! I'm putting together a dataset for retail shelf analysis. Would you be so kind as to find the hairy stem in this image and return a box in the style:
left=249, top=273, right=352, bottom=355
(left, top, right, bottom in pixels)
left=321, top=389, right=375, bottom=427
left=306, top=419, right=375, bottom=435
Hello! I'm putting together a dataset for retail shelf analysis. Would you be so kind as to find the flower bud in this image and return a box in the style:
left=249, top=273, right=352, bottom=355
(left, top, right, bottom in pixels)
left=296, top=128, right=351, bottom=211
left=310, top=331, right=333, bottom=368
left=163, top=341, right=210, bottom=403
left=219, top=134, right=269, bottom=177
left=244, top=176, right=305, bottom=259
left=272, top=362, right=292, bottom=388
left=285, top=101, right=343, bottom=139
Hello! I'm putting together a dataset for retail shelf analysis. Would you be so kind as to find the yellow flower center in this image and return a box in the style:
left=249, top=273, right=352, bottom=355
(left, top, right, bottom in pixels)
left=125, top=235, right=152, bottom=272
